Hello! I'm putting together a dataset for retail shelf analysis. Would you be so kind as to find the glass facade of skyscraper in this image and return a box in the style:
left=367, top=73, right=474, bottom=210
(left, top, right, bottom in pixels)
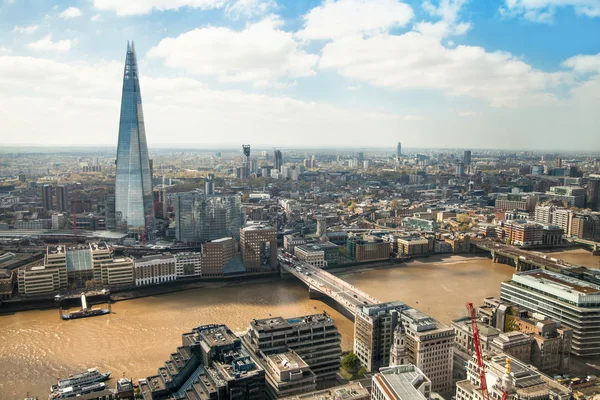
left=115, top=41, right=154, bottom=230
left=175, top=192, right=243, bottom=243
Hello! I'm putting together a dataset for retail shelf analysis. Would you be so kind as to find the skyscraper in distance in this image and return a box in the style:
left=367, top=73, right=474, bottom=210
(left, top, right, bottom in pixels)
left=397, top=142, right=402, bottom=160
left=463, top=150, right=472, bottom=166
left=274, top=149, right=283, bottom=172
left=115, top=41, right=154, bottom=230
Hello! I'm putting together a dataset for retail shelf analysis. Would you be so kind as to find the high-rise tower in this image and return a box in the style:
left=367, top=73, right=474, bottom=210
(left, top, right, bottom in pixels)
left=397, top=142, right=402, bottom=160
left=115, top=41, right=154, bottom=230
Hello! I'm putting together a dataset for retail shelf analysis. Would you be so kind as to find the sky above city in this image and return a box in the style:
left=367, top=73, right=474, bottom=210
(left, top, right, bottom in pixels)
left=0, top=0, right=599, bottom=151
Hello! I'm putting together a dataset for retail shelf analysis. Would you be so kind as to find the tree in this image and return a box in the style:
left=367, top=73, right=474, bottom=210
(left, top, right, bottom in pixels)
left=390, top=199, right=401, bottom=209
left=341, top=352, right=361, bottom=372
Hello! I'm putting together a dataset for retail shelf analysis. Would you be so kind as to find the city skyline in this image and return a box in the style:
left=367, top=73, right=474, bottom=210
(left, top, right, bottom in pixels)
left=0, top=0, right=599, bottom=150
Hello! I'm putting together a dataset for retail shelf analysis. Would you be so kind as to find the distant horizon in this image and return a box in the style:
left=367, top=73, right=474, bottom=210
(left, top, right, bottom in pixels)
left=0, top=143, right=598, bottom=155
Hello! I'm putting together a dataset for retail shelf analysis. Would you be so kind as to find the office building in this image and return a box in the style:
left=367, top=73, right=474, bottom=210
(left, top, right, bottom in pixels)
left=140, top=324, right=265, bottom=400
left=115, top=41, right=154, bottom=230
left=397, top=142, right=402, bottom=160
left=355, top=302, right=405, bottom=372
left=244, top=313, right=342, bottom=381
left=55, top=185, right=68, bottom=212
left=455, top=354, right=571, bottom=400
left=175, top=192, right=243, bottom=243
left=400, top=309, right=454, bottom=394
left=134, top=254, right=176, bottom=286
left=240, top=225, right=277, bottom=272
left=284, top=234, right=306, bottom=254
left=463, top=150, right=471, bottom=166
left=396, top=237, right=430, bottom=256
left=456, top=162, right=465, bottom=177
left=205, top=173, right=215, bottom=195
left=501, top=269, right=600, bottom=356
left=105, top=195, right=117, bottom=231
left=551, top=208, right=573, bottom=236
left=546, top=186, right=586, bottom=208
left=347, top=235, right=389, bottom=261
left=294, top=245, right=326, bottom=267
left=499, top=220, right=543, bottom=246
left=260, top=350, right=317, bottom=399
left=280, top=382, right=369, bottom=400
left=174, top=252, right=202, bottom=278
left=354, top=302, right=454, bottom=393
left=153, top=186, right=168, bottom=219
left=495, top=193, right=538, bottom=212
left=41, top=184, right=53, bottom=211
left=534, top=205, right=555, bottom=225
left=372, top=365, right=433, bottom=400
left=274, top=150, right=283, bottom=172
left=98, top=257, right=134, bottom=287
left=202, top=237, right=237, bottom=276
left=571, top=212, right=600, bottom=240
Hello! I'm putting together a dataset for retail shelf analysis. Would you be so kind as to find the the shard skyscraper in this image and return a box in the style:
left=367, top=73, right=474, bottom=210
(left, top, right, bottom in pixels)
left=115, top=41, right=154, bottom=230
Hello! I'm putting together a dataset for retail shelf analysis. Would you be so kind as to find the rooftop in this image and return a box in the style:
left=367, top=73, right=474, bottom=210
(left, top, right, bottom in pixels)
left=252, top=313, right=335, bottom=332
left=281, top=382, right=369, bottom=400
left=376, top=365, right=431, bottom=400
left=516, top=269, right=600, bottom=295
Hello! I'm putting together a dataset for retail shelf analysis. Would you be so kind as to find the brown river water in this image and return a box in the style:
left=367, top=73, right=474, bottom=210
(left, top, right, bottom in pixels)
left=1, top=251, right=597, bottom=399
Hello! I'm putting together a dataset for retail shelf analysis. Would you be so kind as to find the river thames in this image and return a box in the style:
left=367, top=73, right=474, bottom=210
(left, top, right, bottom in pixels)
left=0, top=250, right=596, bottom=398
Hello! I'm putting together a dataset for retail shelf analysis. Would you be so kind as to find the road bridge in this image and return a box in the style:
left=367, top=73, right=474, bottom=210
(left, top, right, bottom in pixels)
left=281, top=261, right=379, bottom=316
left=472, top=240, right=571, bottom=272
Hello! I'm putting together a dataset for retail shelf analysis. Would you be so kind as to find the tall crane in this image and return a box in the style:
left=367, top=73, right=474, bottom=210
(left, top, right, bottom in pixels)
left=466, top=302, right=509, bottom=400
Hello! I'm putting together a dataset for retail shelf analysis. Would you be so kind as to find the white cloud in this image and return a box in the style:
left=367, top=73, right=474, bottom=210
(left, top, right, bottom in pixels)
left=148, top=16, right=318, bottom=87
left=93, top=0, right=225, bottom=16
left=296, top=0, right=414, bottom=40
left=225, top=0, right=277, bottom=19
left=415, top=0, right=470, bottom=37
left=562, top=53, right=600, bottom=74
left=59, top=7, right=82, bottom=19
left=90, top=14, right=103, bottom=22
left=502, top=0, right=600, bottom=22
left=318, top=32, right=565, bottom=107
left=458, top=111, right=477, bottom=117
left=0, top=54, right=411, bottom=147
left=0, top=47, right=12, bottom=54
left=13, top=25, right=39, bottom=34
left=27, top=35, right=73, bottom=53
left=403, top=114, right=425, bottom=121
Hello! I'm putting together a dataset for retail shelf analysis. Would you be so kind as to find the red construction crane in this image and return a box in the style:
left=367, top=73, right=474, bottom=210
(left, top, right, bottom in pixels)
left=466, top=302, right=509, bottom=400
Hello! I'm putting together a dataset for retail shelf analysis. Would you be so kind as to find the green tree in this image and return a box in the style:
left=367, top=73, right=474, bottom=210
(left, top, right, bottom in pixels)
left=341, top=352, right=362, bottom=372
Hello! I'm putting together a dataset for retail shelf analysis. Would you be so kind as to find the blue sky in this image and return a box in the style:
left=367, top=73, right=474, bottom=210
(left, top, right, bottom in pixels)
left=0, top=0, right=599, bottom=150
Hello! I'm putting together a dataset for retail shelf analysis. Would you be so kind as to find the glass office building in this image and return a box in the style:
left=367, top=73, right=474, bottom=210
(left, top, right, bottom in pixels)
left=175, top=192, right=243, bottom=243
left=115, top=41, right=154, bottom=230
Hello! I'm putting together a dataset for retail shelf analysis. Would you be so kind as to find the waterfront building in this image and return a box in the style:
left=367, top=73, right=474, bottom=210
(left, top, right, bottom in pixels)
left=91, top=242, right=112, bottom=283
left=244, top=313, right=342, bottom=381
left=134, top=254, right=176, bottom=286
left=571, top=212, right=600, bottom=241
left=396, top=237, right=430, bottom=256
left=347, top=235, right=389, bottom=261
left=455, top=354, right=571, bottom=400
left=18, top=265, right=61, bottom=296
left=501, top=269, right=600, bottom=356
left=115, top=41, right=154, bottom=230
left=499, top=220, right=543, bottom=246
left=372, top=364, right=433, bottom=400
left=202, top=237, right=237, bottom=276
left=175, top=192, right=243, bottom=243
left=279, top=382, right=369, bottom=400
left=240, top=225, right=277, bottom=272
left=140, top=324, right=265, bottom=400
left=551, top=209, right=573, bottom=236
left=174, top=252, right=202, bottom=278
left=98, top=257, right=134, bottom=287
left=294, top=245, right=326, bottom=267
